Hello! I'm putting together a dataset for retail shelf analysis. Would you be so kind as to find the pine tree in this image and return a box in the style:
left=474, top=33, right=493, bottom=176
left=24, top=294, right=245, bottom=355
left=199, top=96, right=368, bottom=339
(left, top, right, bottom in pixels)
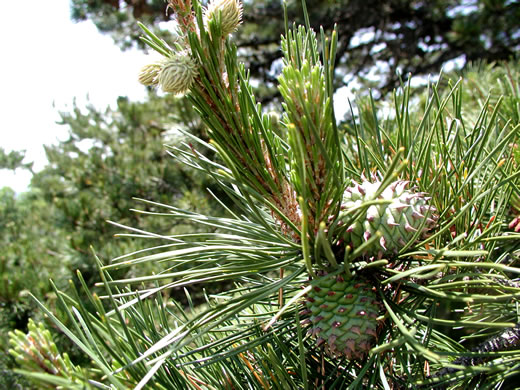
left=0, top=187, right=71, bottom=389
left=1, top=92, right=225, bottom=388
left=28, top=93, right=222, bottom=285
left=72, top=0, right=520, bottom=99
left=11, top=0, right=520, bottom=388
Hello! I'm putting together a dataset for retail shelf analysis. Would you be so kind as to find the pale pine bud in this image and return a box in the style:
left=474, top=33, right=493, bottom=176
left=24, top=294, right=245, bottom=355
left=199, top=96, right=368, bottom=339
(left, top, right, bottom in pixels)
left=158, top=53, right=198, bottom=95
left=138, top=63, right=162, bottom=86
left=8, top=319, right=80, bottom=379
left=204, top=0, right=242, bottom=36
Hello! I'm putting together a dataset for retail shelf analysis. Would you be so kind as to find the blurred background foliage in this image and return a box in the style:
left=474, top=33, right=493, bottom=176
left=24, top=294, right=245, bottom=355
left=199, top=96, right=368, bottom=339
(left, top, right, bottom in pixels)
left=1, top=0, right=519, bottom=388
left=0, top=92, right=224, bottom=388
left=71, top=0, right=519, bottom=99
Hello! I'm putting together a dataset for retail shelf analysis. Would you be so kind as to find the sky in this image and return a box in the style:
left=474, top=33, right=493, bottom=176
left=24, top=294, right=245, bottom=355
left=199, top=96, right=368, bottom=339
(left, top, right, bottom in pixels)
left=0, top=0, right=149, bottom=192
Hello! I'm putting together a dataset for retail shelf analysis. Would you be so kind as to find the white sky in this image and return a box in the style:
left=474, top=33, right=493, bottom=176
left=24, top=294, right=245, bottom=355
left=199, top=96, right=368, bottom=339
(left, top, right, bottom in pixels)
left=0, top=0, right=149, bottom=192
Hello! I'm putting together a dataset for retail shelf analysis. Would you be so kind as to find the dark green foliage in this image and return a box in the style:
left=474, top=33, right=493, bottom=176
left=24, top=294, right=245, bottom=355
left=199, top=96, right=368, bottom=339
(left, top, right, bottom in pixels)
left=30, top=93, right=216, bottom=280
left=0, top=187, right=70, bottom=328
left=0, top=148, right=33, bottom=172
left=0, top=187, right=71, bottom=389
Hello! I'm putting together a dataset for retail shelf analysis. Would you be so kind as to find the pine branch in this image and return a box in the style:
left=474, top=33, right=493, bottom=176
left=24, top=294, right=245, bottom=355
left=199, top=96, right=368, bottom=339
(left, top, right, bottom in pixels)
left=425, top=323, right=520, bottom=389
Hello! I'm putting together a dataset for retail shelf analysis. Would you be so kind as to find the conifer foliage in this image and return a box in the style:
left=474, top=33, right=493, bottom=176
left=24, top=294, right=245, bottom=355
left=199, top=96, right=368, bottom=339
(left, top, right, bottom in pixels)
left=10, top=0, right=520, bottom=388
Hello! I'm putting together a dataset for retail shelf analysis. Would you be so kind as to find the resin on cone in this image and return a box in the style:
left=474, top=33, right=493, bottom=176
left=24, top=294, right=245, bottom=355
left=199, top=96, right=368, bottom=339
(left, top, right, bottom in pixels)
left=304, top=272, right=379, bottom=359
left=339, top=179, right=437, bottom=258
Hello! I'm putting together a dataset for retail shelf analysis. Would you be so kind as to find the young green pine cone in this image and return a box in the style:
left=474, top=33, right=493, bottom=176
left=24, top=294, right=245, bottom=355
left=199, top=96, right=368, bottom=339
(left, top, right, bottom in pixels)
left=339, top=179, right=437, bottom=258
left=8, top=319, right=83, bottom=387
left=138, top=63, right=162, bottom=86
left=303, top=273, right=380, bottom=359
left=158, top=53, right=198, bottom=95
left=204, top=0, right=243, bottom=36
